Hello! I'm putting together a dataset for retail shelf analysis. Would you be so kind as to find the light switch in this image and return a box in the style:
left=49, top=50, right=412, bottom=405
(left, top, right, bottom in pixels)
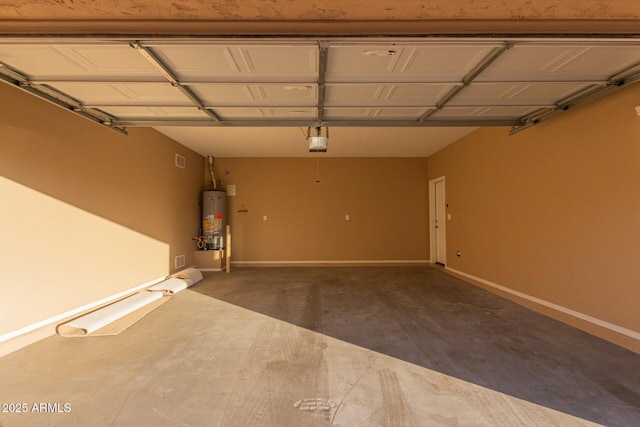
left=447, top=214, right=452, bottom=220
left=263, top=215, right=267, bottom=221
left=345, top=214, right=350, bottom=221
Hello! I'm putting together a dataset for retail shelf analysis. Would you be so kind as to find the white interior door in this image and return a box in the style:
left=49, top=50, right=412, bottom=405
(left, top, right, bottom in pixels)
left=434, top=179, right=446, bottom=265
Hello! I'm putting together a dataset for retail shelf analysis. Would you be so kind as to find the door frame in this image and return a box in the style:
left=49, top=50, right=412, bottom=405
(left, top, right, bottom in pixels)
left=429, top=176, right=446, bottom=266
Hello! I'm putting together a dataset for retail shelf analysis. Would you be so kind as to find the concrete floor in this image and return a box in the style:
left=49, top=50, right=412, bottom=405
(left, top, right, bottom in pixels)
left=0, top=266, right=638, bottom=426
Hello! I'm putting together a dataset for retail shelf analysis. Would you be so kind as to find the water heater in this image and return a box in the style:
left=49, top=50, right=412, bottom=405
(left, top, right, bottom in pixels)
left=202, top=190, right=227, bottom=250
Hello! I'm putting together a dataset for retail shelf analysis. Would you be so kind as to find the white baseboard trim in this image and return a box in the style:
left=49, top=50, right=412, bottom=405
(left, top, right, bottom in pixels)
left=231, top=260, right=431, bottom=267
left=445, top=266, right=640, bottom=341
left=0, top=276, right=166, bottom=346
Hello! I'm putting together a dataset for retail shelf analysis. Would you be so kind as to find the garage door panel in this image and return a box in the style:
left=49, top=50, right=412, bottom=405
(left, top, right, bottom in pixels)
left=0, top=44, right=161, bottom=80
left=325, top=106, right=433, bottom=119
left=97, top=106, right=210, bottom=119
left=215, top=107, right=317, bottom=119
left=432, top=106, right=541, bottom=120
left=325, top=83, right=453, bottom=107
left=450, top=82, right=597, bottom=106
left=326, top=43, right=502, bottom=82
left=51, top=82, right=187, bottom=105
left=150, top=44, right=318, bottom=82
left=191, top=83, right=317, bottom=106
left=478, top=44, right=640, bottom=81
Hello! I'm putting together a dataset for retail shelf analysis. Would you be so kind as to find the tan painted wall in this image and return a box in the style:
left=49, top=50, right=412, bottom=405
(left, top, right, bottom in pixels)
left=0, top=83, right=203, bottom=344
left=209, top=157, right=430, bottom=263
left=428, top=82, right=640, bottom=350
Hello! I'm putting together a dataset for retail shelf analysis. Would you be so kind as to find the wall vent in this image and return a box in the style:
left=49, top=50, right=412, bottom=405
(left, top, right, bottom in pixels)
left=175, top=154, right=186, bottom=169
left=175, top=254, right=186, bottom=269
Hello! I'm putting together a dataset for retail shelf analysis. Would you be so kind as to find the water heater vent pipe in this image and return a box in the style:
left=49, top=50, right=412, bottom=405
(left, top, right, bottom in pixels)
left=208, top=156, right=217, bottom=190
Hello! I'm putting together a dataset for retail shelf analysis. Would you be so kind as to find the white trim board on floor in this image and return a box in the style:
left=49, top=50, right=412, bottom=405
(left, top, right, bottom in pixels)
left=0, top=276, right=167, bottom=353
left=445, top=266, right=640, bottom=342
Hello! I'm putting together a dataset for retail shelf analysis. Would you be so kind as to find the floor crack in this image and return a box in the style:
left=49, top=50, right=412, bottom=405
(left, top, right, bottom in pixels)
left=330, top=355, right=378, bottom=425
left=153, top=407, right=191, bottom=427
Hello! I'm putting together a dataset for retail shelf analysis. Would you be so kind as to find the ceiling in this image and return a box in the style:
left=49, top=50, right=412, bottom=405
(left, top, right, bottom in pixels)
left=1, top=1, right=640, bottom=157
left=1, top=0, right=639, bottom=23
